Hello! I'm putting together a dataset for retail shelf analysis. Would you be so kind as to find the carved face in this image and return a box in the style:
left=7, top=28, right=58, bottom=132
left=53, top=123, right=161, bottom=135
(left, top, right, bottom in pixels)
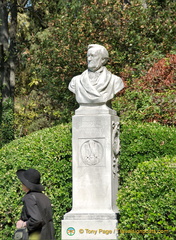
left=87, top=48, right=104, bottom=72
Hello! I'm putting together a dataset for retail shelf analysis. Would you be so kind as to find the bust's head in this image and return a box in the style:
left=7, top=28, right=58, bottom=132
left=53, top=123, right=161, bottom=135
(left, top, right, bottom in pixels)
left=87, top=44, right=109, bottom=72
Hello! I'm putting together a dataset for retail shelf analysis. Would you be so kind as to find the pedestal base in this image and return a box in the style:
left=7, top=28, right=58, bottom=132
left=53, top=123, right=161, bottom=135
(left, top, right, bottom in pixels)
left=62, top=219, right=118, bottom=240
left=62, top=111, right=120, bottom=240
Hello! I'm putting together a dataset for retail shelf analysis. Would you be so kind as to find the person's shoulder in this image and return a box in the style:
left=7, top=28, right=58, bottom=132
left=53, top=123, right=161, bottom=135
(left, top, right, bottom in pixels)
left=22, top=191, right=35, bottom=202
left=29, top=192, right=51, bottom=203
left=23, top=191, right=44, bottom=200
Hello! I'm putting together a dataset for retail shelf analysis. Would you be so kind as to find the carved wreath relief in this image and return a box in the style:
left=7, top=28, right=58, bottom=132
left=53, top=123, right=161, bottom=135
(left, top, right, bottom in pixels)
left=80, top=139, right=103, bottom=166
left=112, top=121, right=120, bottom=178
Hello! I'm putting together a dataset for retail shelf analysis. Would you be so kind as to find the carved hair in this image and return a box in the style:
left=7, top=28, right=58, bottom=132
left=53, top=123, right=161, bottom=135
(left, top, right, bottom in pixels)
left=88, top=44, right=109, bottom=65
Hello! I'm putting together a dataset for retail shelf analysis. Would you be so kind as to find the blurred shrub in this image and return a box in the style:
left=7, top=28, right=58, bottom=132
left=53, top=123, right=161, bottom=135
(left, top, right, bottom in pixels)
left=113, top=54, right=176, bottom=126
left=117, top=156, right=176, bottom=240
left=0, top=123, right=72, bottom=240
left=0, top=99, right=15, bottom=148
left=15, top=0, right=176, bottom=133
left=0, top=121, right=175, bottom=239
left=113, top=89, right=176, bottom=126
left=14, top=90, right=62, bottom=138
left=119, top=122, right=176, bottom=184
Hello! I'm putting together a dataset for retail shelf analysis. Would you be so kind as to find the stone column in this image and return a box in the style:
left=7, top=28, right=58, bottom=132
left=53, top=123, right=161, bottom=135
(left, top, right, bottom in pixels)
left=62, top=106, right=120, bottom=240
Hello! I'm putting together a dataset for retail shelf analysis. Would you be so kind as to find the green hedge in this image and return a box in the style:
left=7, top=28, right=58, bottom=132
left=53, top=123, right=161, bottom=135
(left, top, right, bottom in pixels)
left=117, top=156, right=176, bottom=240
left=0, top=123, right=72, bottom=240
left=0, top=122, right=175, bottom=239
left=119, top=122, right=176, bottom=184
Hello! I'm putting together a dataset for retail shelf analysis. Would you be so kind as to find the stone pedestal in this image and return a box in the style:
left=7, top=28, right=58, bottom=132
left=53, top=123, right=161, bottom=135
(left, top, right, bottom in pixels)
left=62, top=106, right=120, bottom=240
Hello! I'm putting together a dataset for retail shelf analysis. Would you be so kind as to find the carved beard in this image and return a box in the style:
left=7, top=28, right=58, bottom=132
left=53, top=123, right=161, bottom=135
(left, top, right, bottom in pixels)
left=87, top=59, right=103, bottom=72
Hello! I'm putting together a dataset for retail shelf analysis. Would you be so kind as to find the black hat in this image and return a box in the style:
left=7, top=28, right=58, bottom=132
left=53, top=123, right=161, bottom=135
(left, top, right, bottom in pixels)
left=16, top=168, right=44, bottom=192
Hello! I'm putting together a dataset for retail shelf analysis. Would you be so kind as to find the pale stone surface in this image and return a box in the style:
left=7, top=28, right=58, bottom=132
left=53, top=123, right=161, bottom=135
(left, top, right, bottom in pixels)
left=68, top=44, right=124, bottom=106
left=66, top=115, right=119, bottom=214
left=75, top=104, right=117, bottom=116
left=62, top=114, right=120, bottom=240
left=62, top=44, right=123, bottom=240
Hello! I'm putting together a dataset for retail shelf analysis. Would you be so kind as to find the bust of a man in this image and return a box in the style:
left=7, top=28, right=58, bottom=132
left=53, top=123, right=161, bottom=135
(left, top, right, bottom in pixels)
left=69, top=44, right=124, bottom=107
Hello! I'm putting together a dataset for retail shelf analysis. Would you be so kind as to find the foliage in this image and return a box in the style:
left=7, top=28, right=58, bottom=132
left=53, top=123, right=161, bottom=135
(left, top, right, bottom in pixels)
left=14, top=90, right=61, bottom=137
left=0, top=123, right=72, bottom=239
left=113, top=53, right=176, bottom=125
left=136, top=54, right=176, bottom=92
left=119, top=121, right=176, bottom=184
left=0, top=121, right=175, bottom=238
left=117, top=156, right=176, bottom=240
left=112, top=88, right=175, bottom=126
left=0, top=99, right=15, bottom=148
left=14, top=0, right=176, bottom=135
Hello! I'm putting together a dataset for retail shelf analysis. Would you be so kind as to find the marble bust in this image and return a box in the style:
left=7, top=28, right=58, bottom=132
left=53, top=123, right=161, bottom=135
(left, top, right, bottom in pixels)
left=68, top=44, right=124, bottom=110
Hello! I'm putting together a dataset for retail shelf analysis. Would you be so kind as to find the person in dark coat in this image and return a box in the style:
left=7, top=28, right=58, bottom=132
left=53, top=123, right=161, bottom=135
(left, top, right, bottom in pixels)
left=16, top=168, right=55, bottom=240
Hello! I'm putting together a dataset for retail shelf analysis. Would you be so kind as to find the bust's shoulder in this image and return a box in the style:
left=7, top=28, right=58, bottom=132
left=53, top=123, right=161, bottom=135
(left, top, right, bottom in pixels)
left=111, top=73, right=123, bottom=82
left=70, top=70, right=88, bottom=84
left=71, top=74, right=81, bottom=82
left=69, top=73, right=83, bottom=92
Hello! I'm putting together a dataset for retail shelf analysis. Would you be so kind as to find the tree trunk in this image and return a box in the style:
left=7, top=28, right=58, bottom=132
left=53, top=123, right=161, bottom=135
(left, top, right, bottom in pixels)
left=0, top=0, right=9, bottom=100
left=0, top=0, right=17, bottom=147
left=9, top=0, right=17, bottom=100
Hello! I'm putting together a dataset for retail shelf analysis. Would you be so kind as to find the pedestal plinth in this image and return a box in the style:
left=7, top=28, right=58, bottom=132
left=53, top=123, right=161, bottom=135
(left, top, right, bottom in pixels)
left=62, top=107, right=120, bottom=240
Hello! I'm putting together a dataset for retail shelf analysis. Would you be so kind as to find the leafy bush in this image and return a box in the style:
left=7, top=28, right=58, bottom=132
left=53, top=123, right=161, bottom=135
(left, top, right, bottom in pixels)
left=14, top=90, right=61, bottom=137
left=0, top=99, right=15, bottom=148
left=113, top=88, right=176, bottom=126
left=113, top=53, right=176, bottom=126
left=0, top=123, right=72, bottom=240
left=15, top=0, right=176, bottom=133
left=0, top=121, right=175, bottom=239
left=119, top=122, right=176, bottom=184
left=117, top=156, right=176, bottom=240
